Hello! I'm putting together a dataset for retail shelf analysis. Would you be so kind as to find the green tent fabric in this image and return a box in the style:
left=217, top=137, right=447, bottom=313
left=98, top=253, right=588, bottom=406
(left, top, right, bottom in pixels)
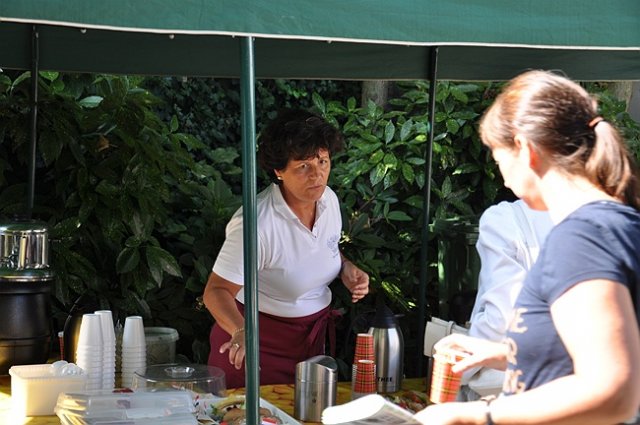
left=1, top=0, right=639, bottom=80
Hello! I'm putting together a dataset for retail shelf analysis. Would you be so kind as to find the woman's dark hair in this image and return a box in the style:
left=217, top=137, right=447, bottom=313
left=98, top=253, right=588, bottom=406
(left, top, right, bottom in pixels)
left=257, top=109, right=344, bottom=183
left=479, top=70, right=640, bottom=210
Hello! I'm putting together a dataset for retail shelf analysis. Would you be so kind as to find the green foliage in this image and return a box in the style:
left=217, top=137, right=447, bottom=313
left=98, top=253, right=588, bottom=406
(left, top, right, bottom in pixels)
left=323, top=81, right=501, bottom=312
left=0, top=71, right=240, bottom=360
left=585, top=82, right=640, bottom=159
left=316, top=82, right=503, bottom=375
left=142, top=77, right=360, bottom=191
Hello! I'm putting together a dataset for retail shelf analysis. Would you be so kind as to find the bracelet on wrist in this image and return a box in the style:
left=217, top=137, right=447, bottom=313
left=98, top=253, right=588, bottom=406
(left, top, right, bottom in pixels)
left=232, top=327, right=244, bottom=338
left=482, top=396, right=496, bottom=425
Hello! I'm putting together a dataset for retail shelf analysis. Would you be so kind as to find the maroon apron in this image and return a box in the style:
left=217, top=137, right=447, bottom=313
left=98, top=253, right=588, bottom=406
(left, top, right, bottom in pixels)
left=208, top=301, right=341, bottom=389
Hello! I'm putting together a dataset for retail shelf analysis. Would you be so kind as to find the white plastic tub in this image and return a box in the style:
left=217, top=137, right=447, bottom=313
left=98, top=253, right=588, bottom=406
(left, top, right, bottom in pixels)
left=9, top=364, right=86, bottom=416
left=144, top=327, right=179, bottom=365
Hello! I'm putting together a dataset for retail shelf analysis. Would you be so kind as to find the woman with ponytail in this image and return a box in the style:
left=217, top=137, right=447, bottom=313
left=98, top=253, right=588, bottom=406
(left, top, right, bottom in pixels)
left=415, top=71, right=640, bottom=425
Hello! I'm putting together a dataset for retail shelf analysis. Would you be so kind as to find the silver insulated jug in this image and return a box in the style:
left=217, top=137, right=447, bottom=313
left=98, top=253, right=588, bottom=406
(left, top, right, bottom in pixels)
left=368, top=300, right=404, bottom=393
left=294, top=355, right=337, bottom=422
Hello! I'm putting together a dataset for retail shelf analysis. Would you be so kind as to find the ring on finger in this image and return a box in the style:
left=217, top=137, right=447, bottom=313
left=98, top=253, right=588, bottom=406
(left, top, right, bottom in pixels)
left=232, top=343, right=240, bottom=349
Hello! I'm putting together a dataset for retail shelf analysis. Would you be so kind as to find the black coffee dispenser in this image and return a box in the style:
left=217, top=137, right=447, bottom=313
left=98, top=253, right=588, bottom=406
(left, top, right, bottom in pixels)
left=62, top=293, right=100, bottom=364
left=0, top=220, right=54, bottom=375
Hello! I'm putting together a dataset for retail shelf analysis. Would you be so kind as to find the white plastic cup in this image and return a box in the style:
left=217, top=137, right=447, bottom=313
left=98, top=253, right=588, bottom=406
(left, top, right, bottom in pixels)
left=95, top=311, right=117, bottom=384
left=122, top=316, right=146, bottom=349
left=95, top=310, right=116, bottom=343
left=121, top=355, right=145, bottom=363
left=74, top=348, right=104, bottom=358
left=77, top=314, right=103, bottom=349
left=121, top=361, right=146, bottom=371
left=121, top=346, right=146, bottom=353
left=74, top=355, right=102, bottom=365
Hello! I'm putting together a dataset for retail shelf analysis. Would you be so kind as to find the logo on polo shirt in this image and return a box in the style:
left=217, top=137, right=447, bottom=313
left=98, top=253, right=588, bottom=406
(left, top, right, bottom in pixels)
left=327, top=234, right=340, bottom=257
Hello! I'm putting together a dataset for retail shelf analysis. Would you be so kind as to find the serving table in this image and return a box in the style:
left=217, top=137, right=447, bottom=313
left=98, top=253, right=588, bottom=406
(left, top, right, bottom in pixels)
left=0, top=374, right=427, bottom=424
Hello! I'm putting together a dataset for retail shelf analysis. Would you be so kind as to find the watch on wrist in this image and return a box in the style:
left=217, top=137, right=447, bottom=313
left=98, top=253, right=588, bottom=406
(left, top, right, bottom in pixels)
left=482, top=396, right=496, bottom=425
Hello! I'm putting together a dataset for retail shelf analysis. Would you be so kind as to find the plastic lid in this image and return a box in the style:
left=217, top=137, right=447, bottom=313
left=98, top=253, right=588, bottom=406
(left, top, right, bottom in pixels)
left=54, top=388, right=195, bottom=418
left=144, top=327, right=179, bottom=342
left=371, top=299, right=399, bottom=329
left=133, top=364, right=226, bottom=396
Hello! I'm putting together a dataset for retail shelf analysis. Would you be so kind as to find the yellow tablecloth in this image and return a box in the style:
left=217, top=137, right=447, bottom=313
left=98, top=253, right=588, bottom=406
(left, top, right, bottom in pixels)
left=0, top=374, right=427, bottom=424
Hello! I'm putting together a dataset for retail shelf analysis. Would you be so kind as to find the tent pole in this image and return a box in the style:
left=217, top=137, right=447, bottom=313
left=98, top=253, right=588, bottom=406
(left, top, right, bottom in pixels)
left=240, top=36, right=260, bottom=423
left=417, top=46, right=438, bottom=377
left=27, top=25, right=39, bottom=219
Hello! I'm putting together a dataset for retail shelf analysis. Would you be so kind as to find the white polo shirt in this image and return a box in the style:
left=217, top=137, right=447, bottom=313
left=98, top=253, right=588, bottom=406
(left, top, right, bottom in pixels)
left=212, top=183, right=342, bottom=318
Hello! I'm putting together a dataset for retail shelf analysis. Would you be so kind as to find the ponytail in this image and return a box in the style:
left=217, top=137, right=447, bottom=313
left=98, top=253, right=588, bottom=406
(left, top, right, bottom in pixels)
left=586, top=120, right=640, bottom=210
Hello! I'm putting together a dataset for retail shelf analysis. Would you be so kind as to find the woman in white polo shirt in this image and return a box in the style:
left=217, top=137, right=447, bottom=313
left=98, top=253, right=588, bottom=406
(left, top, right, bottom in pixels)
left=203, top=109, right=370, bottom=388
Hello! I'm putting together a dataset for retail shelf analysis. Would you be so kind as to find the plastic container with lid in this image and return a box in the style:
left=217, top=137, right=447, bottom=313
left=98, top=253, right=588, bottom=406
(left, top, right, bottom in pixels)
left=9, top=363, right=87, bottom=416
left=144, top=327, right=179, bottom=365
left=132, top=363, right=226, bottom=396
left=54, top=388, right=196, bottom=424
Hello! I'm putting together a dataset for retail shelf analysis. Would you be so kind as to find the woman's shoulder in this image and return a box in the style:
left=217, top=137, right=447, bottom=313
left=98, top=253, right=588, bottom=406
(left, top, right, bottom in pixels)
left=563, top=201, right=640, bottom=232
left=479, top=200, right=524, bottom=229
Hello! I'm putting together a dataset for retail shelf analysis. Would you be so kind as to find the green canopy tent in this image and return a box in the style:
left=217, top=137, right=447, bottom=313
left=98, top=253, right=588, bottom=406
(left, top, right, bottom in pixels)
left=1, top=1, right=640, bottom=80
left=2, top=1, right=640, bottom=421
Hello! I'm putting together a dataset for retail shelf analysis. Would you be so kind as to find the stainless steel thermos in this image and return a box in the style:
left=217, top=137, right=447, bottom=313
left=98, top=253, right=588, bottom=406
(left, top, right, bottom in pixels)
left=368, top=302, right=404, bottom=393
left=294, top=355, right=337, bottom=422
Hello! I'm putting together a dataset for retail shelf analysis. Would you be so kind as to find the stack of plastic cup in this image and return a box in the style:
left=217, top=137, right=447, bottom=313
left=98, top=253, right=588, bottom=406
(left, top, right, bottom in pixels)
left=75, top=313, right=104, bottom=390
left=95, top=310, right=116, bottom=390
left=352, top=359, right=377, bottom=400
left=352, top=333, right=375, bottom=392
left=121, top=316, right=146, bottom=388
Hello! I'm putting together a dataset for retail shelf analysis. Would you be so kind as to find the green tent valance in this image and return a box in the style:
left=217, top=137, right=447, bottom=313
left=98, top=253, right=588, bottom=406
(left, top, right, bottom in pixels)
left=2, top=0, right=639, bottom=80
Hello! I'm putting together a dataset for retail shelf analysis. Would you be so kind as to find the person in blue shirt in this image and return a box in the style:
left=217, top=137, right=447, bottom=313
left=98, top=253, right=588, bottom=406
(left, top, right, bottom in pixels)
left=459, top=199, right=553, bottom=401
left=415, top=70, right=640, bottom=425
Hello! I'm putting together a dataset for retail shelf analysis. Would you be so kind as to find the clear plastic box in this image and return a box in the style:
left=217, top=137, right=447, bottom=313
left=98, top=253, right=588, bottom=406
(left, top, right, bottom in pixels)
left=54, top=388, right=197, bottom=424
left=9, top=363, right=87, bottom=416
left=144, top=327, right=179, bottom=365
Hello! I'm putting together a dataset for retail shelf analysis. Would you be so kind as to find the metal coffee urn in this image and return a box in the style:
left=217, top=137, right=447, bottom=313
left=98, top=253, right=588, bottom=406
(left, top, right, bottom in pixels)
left=0, top=219, right=54, bottom=375
left=294, top=355, right=338, bottom=422
left=368, top=299, right=404, bottom=393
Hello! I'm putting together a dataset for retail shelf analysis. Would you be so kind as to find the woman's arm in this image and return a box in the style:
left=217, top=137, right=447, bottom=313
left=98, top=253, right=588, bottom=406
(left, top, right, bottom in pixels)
left=415, top=279, right=640, bottom=425
left=339, top=256, right=370, bottom=303
left=202, top=272, right=246, bottom=369
left=471, top=204, right=530, bottom=342
left=487, top=280, right=640, bottom=425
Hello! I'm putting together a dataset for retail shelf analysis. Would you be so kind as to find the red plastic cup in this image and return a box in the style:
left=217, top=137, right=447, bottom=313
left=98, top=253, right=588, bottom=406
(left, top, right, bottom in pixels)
left=353, top=333, right=374, bottom=363
left=429, top=349, right=467, bottom=403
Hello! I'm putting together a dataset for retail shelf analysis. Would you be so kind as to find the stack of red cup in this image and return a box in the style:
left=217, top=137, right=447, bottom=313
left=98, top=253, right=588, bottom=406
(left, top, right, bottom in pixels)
left=352, top=333, right=376, bottom=399
left=352, top=359, right=377, bottom=399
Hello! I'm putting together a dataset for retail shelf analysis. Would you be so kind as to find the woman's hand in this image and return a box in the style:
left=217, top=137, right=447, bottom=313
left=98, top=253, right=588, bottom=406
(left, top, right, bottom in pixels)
left=203, top=272, right=247, bottom=370
left=219, top=328, right=246, bottom=370
left=434, top=333, right=509, bottom=373
left=340, top=260, right=369, bottom=303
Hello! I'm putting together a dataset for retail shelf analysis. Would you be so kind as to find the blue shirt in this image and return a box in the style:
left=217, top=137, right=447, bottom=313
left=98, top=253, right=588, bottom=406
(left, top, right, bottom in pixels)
left=503, top=201, right=640, bottom=394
